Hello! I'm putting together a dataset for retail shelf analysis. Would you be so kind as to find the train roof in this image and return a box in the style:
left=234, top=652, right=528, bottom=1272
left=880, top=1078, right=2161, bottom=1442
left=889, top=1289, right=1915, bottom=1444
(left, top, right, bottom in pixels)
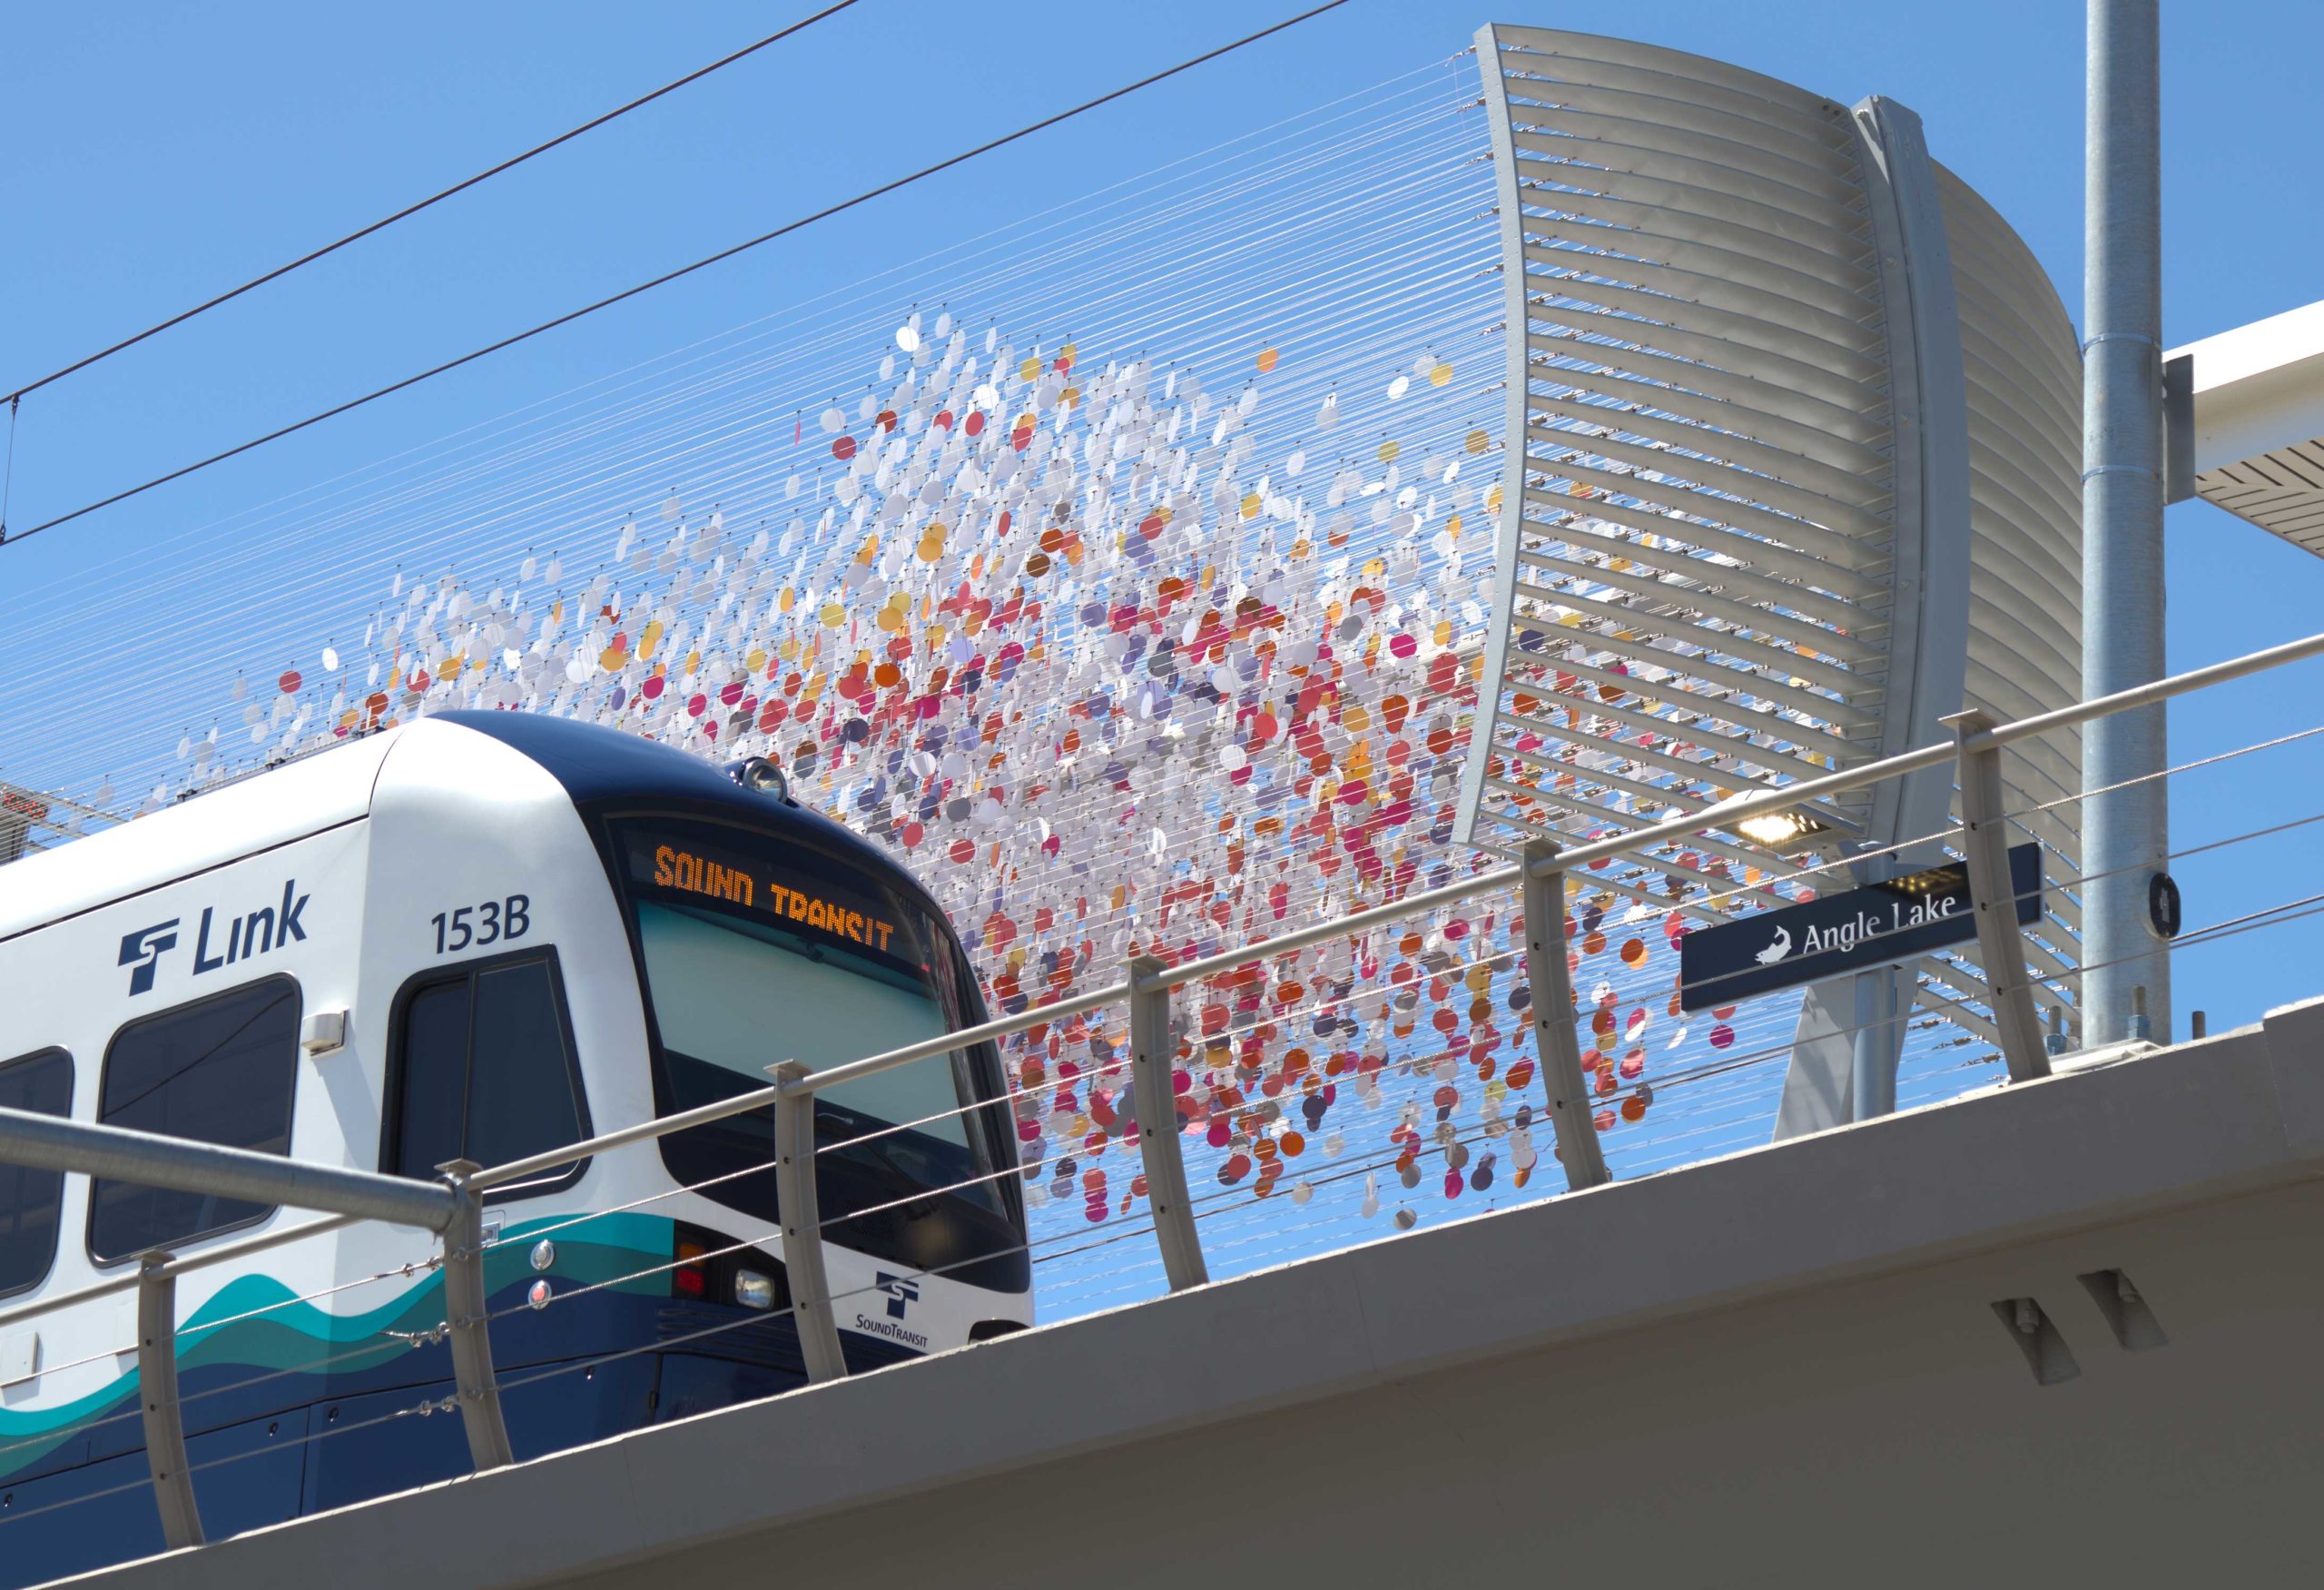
left=0, top=713, right=932, bottom=943
left=0, top=728, right=409, bottom=943
left=432, top=712, right=931, bottom=908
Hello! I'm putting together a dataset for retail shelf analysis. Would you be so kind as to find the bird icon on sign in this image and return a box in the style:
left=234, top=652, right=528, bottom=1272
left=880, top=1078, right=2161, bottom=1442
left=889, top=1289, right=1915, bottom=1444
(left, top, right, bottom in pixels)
left=1753, top=926, right=1792, bottom=966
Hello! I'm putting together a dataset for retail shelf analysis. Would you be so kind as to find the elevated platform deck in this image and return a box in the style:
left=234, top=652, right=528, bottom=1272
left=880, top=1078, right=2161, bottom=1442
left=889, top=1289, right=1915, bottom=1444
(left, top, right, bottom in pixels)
left=60, top=1000, right=2324, bottom=1589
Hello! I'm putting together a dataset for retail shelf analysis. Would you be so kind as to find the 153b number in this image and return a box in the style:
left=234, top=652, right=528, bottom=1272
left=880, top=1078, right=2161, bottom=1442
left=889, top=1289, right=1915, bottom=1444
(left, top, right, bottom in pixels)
left=431, top=895, right=531, bottom=954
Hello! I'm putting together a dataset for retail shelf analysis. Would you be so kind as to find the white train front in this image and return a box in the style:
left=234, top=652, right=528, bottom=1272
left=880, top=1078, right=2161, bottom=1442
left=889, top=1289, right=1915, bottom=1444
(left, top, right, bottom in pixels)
left=0, top=712, right=1029, bottom=1582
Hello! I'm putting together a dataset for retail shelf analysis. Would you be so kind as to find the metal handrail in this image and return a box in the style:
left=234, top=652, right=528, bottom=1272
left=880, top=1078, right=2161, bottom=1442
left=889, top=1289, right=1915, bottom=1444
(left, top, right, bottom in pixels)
left=8, top=627, right=2321, bottom=1319
left=636, top=627, right=2324, bottom=1110
left=0, top=1108, right=453, bottom=1231
left=2, top=626, right=2320, bottom=1527
left=0, top=1121, right=510, bottom=1505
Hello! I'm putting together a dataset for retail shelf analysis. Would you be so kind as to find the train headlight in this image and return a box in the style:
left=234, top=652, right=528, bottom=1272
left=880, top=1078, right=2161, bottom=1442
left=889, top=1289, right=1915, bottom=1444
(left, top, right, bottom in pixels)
left=734, top=1269, right=776, bottom=1310
left=724, top=756, right=791, bottom=802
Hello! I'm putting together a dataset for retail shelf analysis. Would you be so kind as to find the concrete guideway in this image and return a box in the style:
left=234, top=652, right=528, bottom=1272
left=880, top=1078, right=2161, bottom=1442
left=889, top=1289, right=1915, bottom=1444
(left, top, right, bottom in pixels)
left=57, top=1002, right=2324, bottom=1589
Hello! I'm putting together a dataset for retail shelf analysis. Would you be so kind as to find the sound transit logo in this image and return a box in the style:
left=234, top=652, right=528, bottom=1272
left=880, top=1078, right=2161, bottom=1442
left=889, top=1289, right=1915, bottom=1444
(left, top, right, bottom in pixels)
left=876, top=1272, right=921, bottom=1319
left=115, top=878, right=311, bottom=995
left=856, top=1273, right=931, bottom=1352
left=116, top=920, right=180, bottom=996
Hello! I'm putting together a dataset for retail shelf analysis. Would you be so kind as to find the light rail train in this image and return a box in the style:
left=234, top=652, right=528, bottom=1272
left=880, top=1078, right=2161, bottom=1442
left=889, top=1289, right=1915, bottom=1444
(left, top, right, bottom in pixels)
left=0, top=713, right=1029, bottom=1584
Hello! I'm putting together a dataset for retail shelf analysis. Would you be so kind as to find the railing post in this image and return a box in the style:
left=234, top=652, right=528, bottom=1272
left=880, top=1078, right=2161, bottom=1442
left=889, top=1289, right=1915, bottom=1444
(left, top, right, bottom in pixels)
left=136, top=1253, right=202, bottom=1550
left=772, top=1062, right=849, bottom=1384
left=1944, top=709, right=2053, bottom=1082
left=1520, top=839, right=1611, bottom=1190
left=1127, top=956, right=1207, bottom=1291
left=437, top=1160, right=513, bottom=1470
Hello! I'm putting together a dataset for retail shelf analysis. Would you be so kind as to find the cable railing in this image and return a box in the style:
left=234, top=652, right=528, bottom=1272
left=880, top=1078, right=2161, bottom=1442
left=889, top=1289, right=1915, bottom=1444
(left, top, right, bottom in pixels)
left=2, top=627, right=2322, bottom=1562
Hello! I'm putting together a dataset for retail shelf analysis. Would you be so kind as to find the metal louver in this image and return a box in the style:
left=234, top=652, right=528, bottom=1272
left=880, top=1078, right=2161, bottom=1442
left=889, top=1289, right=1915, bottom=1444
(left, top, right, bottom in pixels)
left=1457, top=25, right=2083, bottom=1132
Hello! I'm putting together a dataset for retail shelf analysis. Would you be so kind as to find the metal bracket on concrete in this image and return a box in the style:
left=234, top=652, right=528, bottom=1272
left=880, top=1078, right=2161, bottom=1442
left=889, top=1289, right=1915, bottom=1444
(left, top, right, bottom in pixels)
left=436, top=1161, right=514, bottom=1470
left=1128, top=956, right=1207, bottom=1291
left=2162, top=352, right=2195, bottom=504
left=136, top=1253, right=202, bottom=1550
left=1943, top=710, right=2052, bottom=1083
left=772, top=1064, right=849, bottom=1384
left=1520, top=839, right=1611, bottom=1190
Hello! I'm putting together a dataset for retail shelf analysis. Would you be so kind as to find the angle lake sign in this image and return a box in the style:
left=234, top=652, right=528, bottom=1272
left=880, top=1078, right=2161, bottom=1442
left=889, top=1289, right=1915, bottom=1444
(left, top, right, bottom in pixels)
left=1678, top=844, right=2043, bottom=1011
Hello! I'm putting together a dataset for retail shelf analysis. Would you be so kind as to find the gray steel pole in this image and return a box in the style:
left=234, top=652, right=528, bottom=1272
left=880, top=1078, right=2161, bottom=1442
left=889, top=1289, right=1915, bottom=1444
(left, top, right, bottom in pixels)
left=1947, top=709, right=2053, bottom=1082
left=137, top=1256, right=203, bottom=1550
left=1847, top=967, right=1904, bottom=1121
left=1518, top=841, right=1610, bottom=1190
left=437, top=1162, right=514, bottom=1472
left=2083, top=0, right=2171, bottom=1045
left=771, top=1062, right=848, bottom=1384
left=1125, top=956, right=1206, bottom=1291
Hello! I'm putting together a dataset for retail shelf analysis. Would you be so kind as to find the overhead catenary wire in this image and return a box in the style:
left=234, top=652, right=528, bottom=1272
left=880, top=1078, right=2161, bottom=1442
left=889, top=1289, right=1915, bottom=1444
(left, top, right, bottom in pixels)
left=9, top=139, right=1496, bottom=855
left=0, top=0, right=871, bottom=408
left=0, top=0, right=1357, bottom=551
left=0, top=71, right=1493, bottom=812
left=0, top=81, right=1482, bottom=658
left=0, top=61, right=1469, bottom=636
left=0, top=77, right=1482, bottom=657
left=1, top=126, right=1488, bottom=695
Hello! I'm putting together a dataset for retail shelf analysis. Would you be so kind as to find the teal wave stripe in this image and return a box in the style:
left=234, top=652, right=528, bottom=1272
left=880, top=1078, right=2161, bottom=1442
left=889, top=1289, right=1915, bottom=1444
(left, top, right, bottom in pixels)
left=0, top=1212, right=672, bottom=1479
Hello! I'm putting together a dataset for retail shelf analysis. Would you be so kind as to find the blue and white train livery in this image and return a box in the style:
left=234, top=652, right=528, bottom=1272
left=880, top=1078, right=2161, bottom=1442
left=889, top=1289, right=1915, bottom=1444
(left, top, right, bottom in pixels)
left=0, top=713, right=1028, bottom=1584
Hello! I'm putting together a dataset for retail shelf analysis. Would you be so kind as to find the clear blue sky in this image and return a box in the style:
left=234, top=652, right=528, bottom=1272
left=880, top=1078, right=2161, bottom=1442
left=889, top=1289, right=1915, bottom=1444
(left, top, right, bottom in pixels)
left=5, top=0, right=2322, bottom=1033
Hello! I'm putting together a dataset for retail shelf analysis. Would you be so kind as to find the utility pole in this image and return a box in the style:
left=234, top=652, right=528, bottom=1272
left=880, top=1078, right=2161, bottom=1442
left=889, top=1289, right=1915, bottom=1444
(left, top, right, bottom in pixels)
left=2082, top=0, right=2171, bottom=1046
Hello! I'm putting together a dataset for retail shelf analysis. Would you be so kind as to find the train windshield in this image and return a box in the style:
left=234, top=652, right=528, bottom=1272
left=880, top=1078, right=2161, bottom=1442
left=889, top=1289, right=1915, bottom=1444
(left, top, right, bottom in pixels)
left=611, top=818, right=1025, bottom=1289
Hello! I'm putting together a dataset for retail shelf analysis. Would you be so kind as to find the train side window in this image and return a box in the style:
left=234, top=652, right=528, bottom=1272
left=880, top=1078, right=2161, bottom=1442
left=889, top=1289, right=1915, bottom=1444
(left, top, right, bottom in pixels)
left=386, top=951, right=589, bottom=1194
left=0, top=1049, right=73, bottom=1298
left=89, top=978, right=300, bottom=1264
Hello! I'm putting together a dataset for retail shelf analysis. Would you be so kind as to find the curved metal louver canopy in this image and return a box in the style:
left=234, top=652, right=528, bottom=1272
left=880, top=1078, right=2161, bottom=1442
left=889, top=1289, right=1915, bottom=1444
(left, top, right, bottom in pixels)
left=1458, top=25, right=2083, bottom=1130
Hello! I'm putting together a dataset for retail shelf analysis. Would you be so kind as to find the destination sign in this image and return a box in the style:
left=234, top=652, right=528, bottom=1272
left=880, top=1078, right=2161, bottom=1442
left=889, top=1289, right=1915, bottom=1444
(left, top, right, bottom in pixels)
left=1678, top=843, right=2042, bottom=1011
left=623, top=828, right=901, bottom=953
